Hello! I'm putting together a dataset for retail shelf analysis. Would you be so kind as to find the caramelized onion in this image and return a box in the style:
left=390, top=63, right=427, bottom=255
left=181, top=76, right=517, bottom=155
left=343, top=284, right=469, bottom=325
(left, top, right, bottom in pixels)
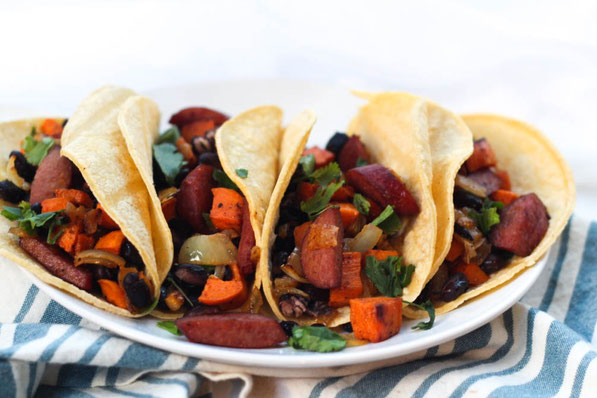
left=280, top=264, right=310, bottom=283
left=346, top=223, right=383, bottom=252
left=8, top=226, right=29, bottom=238
left=455, top=174, right=487, bottom=197
left=178, top=233, right=238, bottom=265
left=75, top=249, right=126, bottom=268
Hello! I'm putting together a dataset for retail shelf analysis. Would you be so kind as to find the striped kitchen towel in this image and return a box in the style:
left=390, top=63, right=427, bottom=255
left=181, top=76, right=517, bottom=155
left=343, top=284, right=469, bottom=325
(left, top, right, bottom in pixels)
left=1, top=216, right=596, bottom=398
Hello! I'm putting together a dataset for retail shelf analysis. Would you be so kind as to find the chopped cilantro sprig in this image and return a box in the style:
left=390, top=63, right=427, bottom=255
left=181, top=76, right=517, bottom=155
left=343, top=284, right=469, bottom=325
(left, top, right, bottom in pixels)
left=468, top=198, right=504, bottom=234
left=1, top=202, right=66, bottom=244
left=288, top=325, right=346, bottom=352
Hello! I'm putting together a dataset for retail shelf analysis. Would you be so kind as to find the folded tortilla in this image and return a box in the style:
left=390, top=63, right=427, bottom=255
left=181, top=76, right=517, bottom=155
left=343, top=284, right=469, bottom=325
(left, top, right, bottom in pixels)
left=119, top=100, right=284, bottom=319
left=404, top=114, right=575, bottom=318
left=0, top=86, right=166, bottom=317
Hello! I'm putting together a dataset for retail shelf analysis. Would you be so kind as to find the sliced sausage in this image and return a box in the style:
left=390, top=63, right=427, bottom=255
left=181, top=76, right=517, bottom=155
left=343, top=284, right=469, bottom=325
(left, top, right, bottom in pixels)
left=238, top=199, right=256, bottom=275
left=20, top=237, right=93, bottom=291
left=302, top=146, right=335, bottom=168
left=467, top=169, right=502, bottom=195
left=490, top=193, right=549, bottom=257
left=300, top=207, right=343, bottom=289
left=169, top=107, right=229, bottom=129
left=466, top=138, right=497, bottom=172
left=175, top=313, right=287, bottom=348
left=176, top=164, right=214, bottom=232
left=338, top=136, right=370, bottom=172
left=29, top=146, right=74, bottom=204
left=346, top=164, right=419, bottom=216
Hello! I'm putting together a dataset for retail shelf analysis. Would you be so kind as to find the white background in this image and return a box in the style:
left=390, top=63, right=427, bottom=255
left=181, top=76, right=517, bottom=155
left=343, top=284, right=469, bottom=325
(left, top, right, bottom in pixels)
left=0, top=0, right=595, bottom=217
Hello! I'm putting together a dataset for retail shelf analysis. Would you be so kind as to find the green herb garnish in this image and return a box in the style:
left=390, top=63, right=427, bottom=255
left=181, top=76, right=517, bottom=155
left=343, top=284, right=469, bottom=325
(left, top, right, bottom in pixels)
left=371, top=205, right=402, bottom=235
left=468, top=198, right=504, bottom=234
left=364, top=255, right=414, bottom=298
left=153, top=143, right=185, bottom=186
left=355, top=157, right=369, bottom=167
left=2, top=202, right=65, bottom=243
left=156, top=126, right=181, bottom=145
left=300, top=180, right=344, bottom=220
left=22, top=136, right=55, bottom=166
left=288, top=325, right=346, bottom=352
left=235, top=168, right=248, bottom=178
left=310, top=162, right=342, bottom=186
left=157, top=321, right=182, bottom=336
left=213, top=169, right=240, bottom=191
left=403, top=299, right=435, bottom=330
left=299, top=154, right=316, bottom=176
left=353, top=193, right=370, bottom=216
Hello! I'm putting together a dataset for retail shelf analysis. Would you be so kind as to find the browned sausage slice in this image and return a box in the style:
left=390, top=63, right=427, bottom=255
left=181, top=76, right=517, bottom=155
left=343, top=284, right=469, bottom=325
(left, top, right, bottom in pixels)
left=490, top=193, right=549, bottom=257
left=20, top=237, right=93, bottom=291
left=237, top=199, right=256, bottom=275
left=176, top=164, right=214, bottom=232
left=300, top=207, right=343, bottom=289
left=466, top=138, right=497, bottom=172
left=346, top=164, right=419, bottom=216
left=467, top=169, right=502, bottom=195
left=29, top=146, right=74, bottom=204
left=338, top=136, right=370, bottom=172
left=169, top=107, right=229, bottom=129
left=175, top=313, right=287, bottom=348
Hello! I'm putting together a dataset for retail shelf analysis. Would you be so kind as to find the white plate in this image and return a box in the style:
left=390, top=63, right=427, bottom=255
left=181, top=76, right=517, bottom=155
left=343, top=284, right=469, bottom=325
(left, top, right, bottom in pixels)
left=21, top=79, right=549, bottom=370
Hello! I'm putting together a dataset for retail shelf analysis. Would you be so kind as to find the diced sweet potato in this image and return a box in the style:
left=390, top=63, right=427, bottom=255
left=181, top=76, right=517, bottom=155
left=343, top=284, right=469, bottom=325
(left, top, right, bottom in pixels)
left=453, top=263, right=489, bottom=285
left=490, top=189, right=519, bottom=206
left=97, top=203, right=119, bottom=230
left=298, top=182, right=354, bottom=202
left=329, top=252, right=363, bottom=307
left=445, top=239, right=464, bottom=262
left=54, top=189, right=93, bottom=208
left=335, top=202, right=360, bottom=229
left=98, top=279, right=128, bottom=309
left=495, top=169, right=511, bottom=191
left=302, top=146, right=335, bottom=168
left=350, top=297, right=403, bottom=343
left=94, top=230, right=125, bottom=255
left=40, top=118, right=63, bottom=137
left=293, top=221, right=312, bottom=246
left=210, top=187, right=244, bottom=233
left=466, top=138, right=497, bottom=172
left=41, top=197, right=69, bottom=213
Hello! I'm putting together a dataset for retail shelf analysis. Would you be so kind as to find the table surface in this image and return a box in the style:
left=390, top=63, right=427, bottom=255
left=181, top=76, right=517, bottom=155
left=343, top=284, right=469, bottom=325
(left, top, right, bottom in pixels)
left=0, top=1, right=595, bottom=217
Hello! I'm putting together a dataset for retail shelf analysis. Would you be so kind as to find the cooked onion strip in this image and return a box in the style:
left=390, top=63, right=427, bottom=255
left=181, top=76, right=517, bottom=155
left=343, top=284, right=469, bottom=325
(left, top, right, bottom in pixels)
left=75, top=249, right=126, bottom=268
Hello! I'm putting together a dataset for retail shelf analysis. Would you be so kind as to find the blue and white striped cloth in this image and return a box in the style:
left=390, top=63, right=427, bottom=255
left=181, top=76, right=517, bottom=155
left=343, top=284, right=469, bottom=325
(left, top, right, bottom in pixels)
left=1, top=216, right=596, bottom=398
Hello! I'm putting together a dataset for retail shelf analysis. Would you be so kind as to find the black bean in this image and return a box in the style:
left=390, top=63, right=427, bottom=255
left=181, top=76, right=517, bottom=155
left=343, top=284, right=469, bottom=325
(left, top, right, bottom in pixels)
left=9, top=151, right=36, bottom=182
left=157, top=285, right=169, bottom=311
left=174, top=167, right=190, bottom=187
left=272, top=249, right=290, bottom=268
left=223, top=266, right=233, bottom=281
left=61, top=118, right=69, bottom=127
left=123, top=272, right=151, bottom=308
left=325, top=132, right=349, bottom=156
left=441, top=272, right=469, bottom=302
left=300, top=284, right=330, bottom=303
left=174, top=263, right=210, bottom=286
left=191, top=136, right=212, bottom=155
left=198, top=152, right=221, bottom=168
left=152, top=158, right=169, bottom=191
left=454, top=223, right=474, bottom=241
left=120, top=240, right=144, bottom=270
left=0, top=179, right=27, bottom=203
left=342, top=323, right=353, bottom=333
left=453, top=187, right=483, bottom=211
left=30, top=202, right=42, bottom=214
left=279, top=320, right=298, bottom=337
left=480, top=250, right=512, bottom=275
left=93, top=265, right=118, bottom=281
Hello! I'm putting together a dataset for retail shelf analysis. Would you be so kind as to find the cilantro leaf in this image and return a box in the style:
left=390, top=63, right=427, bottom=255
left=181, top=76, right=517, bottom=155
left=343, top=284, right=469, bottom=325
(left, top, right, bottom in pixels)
left=235, top=168, right=248, bottom=178
left=310, top=162, right=342, bottom=186
left=153, top=143, right=185, bottom=186
left=403, top=299, right=435, bottom=330
left=355, top=157, right=369, bottom=167
left=213, top=169, right=240, bottom=191
left=371, top=205, right=402, bottom=235
left=1, top=202, right=65, bottom=243
left=300, top=180, right=344, bottom=220
left=299, top=154, right=315, bottom=176
left=468, top=198, right=504, bottom=234
left=353, top=193, right=370, bottom=216
left=157, top=321, right=182, bottom=336
left=288, top=325, right=346, bottom=352
left=364, top=255, right=414, bottom=297
left=156, top=126, right=181, bottom=145
left=22, top=136, right=54, bottom=166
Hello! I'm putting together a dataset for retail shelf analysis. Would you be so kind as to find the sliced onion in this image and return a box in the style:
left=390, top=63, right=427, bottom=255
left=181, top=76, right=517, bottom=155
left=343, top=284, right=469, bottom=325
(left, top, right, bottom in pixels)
left=274, top=276, right=299, bottom=290
left=8, top=226, right=29, bottom=238
left=286, top=248, right=304, bottom=275
left=213, top=265, right=226, bottom=280
left=75, top=249, right=126, bottom=268
left=178, top=233, right=238, bottom=265
left=280, top=264, right=310, bottom=283
left=346, top=223, right=383, bottom=252
left=455, top=175, right=487, bottom=197
left=158, top=187, right=178, bottom=203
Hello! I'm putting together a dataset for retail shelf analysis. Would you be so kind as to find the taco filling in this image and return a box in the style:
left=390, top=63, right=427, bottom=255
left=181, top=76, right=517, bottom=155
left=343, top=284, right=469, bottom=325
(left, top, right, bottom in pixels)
left=0, top=118, right=155, bottom=314
left=266, top=132, right=434, bottom=343
left=416, top=137, right=550, bottom=305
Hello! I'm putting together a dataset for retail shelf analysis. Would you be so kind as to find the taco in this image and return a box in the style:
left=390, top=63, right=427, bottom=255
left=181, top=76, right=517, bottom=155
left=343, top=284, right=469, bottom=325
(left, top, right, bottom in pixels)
left=404, top=114, right=575, bottom=318
left=119, top=99, right=292, bottom=347
left=260, top=94, right=439, bottom=343
left=0, top=86, right=172, bottom=317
